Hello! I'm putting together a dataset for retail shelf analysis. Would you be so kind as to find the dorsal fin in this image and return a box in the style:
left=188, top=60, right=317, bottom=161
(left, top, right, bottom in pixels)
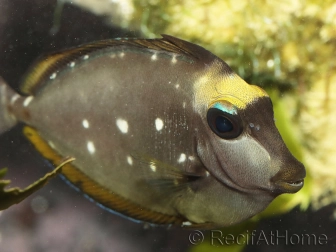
left=20, top=35, right=216, bottom=95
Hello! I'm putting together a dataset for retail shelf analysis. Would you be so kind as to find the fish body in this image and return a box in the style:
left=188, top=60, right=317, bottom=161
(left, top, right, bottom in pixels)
left=0, top=35, right=305, bottom=228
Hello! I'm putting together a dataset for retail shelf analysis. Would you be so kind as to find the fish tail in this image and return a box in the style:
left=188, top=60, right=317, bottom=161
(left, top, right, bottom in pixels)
left=0, top=76, right=18, bottom=134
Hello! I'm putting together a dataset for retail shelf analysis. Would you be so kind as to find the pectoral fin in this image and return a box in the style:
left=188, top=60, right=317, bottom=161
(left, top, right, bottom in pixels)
left=132, top=154, right=202, bottom=194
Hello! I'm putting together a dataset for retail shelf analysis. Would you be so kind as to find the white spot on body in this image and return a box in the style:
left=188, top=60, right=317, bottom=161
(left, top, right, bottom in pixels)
left=178, top=153, right=186, bottom=163
left=127, top=156, right=133, bottom=165
left=69, top=61, right=75, bottom=67
left=205, top=171, right=210, bottom=177
left=87, top=141, right=96, bottom=154
left=249, top=123, right=254, bottom=128
left=83, top=55, right=89, bottom=60
left=188, top=156, right=195, bottom=161
left=50, top=72, right=57, bottom=79
left=155, top=118, right=164, bottom=131
left=119, top=52, right=125, bottom=58
left=116, top=118, right=129, bottom=134
left=82, top=119, right=89, bottom=129
left=10, top=94, right=20, bottom=104
left=182, top=102, right=186, bottom=108
left=151, top=53, right=157, bottom=61
left=48, top=141, right=56, bottom=149
left=255, top=125, right=260, bottom=131
left=171, top=54, right=177, bottom=64
left=182, top=221, right=192, bottom=227
left=23, top=96, right=34, bottom=107
left=175, top=84, right=180, bottom=89
left=150, top=163, right=156, bottom=172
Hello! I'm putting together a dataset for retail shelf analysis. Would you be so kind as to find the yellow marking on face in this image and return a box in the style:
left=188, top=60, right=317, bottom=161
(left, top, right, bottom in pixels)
left=194, top=60, right=268, bottom=111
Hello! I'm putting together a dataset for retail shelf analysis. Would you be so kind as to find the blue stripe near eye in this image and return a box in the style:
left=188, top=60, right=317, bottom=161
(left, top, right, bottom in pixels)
left=212, top=102, right=237, bottom=115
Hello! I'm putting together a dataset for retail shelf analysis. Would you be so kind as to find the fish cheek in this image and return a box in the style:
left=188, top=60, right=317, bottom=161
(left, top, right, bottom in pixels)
left=211, top=135, right=274, bottom=190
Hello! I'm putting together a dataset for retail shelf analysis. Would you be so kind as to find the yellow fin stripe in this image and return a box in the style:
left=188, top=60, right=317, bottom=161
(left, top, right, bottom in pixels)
left=21, top=53, right=69, bottom=95
left=23, top=126, right=186, bottom=225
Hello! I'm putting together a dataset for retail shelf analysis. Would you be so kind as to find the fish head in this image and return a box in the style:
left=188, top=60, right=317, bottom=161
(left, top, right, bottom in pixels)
left=194, top=64, right=305, bottom=197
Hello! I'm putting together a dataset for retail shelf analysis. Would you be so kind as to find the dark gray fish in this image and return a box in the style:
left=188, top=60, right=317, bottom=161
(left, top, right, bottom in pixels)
left=0, top=35, right=305, bottom=228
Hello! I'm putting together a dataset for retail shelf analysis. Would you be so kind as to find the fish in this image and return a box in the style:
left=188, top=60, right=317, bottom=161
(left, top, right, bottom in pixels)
left=0, top=35, right=305, bottom=228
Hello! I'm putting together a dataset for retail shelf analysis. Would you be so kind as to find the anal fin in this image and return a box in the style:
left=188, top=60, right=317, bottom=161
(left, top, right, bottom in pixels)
left=23, top=126, right=188, bottom=226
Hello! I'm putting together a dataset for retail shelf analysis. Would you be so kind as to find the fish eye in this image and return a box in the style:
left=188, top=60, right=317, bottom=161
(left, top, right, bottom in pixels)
left=207, top=108, right=243, bottom=139
left=215, top=116, right=233, bottom=132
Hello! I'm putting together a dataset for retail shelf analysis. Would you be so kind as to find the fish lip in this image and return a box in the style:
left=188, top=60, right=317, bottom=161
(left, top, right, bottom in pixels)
left=273, top=179, right=304, bottom=194
left=271, top=160, right=306, bottom=194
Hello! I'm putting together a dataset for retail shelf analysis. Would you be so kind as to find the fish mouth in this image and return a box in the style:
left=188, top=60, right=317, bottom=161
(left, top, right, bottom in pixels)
left=273, top=179, right=304, bottom=194
left=271, top=162, right=306, bottom=194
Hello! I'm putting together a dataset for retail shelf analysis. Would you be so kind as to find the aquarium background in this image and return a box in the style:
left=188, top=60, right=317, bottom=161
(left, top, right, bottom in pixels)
left=0, top=0, right=335, bottom=251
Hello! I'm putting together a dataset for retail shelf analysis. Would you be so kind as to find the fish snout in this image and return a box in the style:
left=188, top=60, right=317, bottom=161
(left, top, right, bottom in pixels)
left=271, top=160, right=306, bottom=194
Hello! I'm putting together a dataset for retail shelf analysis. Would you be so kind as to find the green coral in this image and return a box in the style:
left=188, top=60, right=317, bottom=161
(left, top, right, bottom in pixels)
left=132, top=0, right=336, bottom=95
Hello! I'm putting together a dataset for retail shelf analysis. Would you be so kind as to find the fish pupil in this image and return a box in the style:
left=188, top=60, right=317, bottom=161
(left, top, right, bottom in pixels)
left=215, top=116, right=233, bottom=133
left=207, top=107, right=242, bottom=139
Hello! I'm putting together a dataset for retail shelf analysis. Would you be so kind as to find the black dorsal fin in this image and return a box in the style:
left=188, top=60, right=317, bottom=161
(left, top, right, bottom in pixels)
left=20, top=35, right=216, bottom=95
